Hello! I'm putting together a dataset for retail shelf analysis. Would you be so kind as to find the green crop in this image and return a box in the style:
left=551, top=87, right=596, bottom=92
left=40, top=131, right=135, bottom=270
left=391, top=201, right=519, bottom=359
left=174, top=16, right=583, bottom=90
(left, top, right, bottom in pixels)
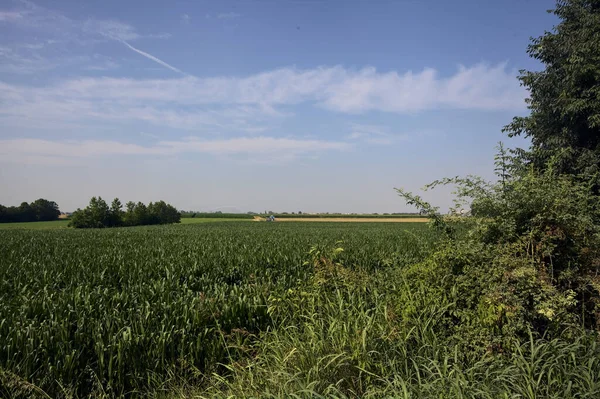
left=0, top=222, right=435, bottom=398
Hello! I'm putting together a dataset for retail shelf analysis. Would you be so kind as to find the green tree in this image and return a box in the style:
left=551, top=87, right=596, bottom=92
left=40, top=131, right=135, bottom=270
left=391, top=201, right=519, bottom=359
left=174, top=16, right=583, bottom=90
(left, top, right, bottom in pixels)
left=17, top=202, right=36, bottom=222
left=147, top=200, right=181, bottom=224
left=110, top=198, right=124, bottom=227
left=504, top=0, right=600, bottom=178
left=123, top=201, right=136, bottom=226
left=69, top=197, right=110, bottom=228
left=132, top=202, right=149, bottom=226
left=31, top=198, right=61, bottom=221
left=71, top=197, right=180, bottom=228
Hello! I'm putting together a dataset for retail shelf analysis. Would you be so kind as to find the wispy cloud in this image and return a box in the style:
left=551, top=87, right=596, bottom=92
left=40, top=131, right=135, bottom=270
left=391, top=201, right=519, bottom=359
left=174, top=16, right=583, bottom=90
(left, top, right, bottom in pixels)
left=0, top=137, right=351, bottom=165
left=321, top=63, right=524, bottom=113
left=0, top=44, right=94, bottom=74
left=83, top=19, right=140, bottom=41
left=0, top=63, right=527, bottom=132
left=181, top=14, right=191, bottom=24
left=0, top=1, right=179, bottom=74
left=85, top=55, right=119, bottom=71
left=217, top=12, right=241, bottom=19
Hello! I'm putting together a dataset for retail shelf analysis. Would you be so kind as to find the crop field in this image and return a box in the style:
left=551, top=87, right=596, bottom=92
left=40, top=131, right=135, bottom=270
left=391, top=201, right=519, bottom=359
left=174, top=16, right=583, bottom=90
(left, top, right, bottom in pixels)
left=2, top=221, right=600, bottom=398
left=0, top=222, right=440, bottom=398
left=0, top=218, right=255, bottom=230
left=273, top=217, right=427, bottom=223
left=0, top=219, right=71, bottom=229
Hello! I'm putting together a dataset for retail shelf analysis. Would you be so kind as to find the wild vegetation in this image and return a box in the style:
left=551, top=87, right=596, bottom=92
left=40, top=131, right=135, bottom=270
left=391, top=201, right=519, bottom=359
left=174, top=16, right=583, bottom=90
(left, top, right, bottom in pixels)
left=69, top=197, right=180, bottom=228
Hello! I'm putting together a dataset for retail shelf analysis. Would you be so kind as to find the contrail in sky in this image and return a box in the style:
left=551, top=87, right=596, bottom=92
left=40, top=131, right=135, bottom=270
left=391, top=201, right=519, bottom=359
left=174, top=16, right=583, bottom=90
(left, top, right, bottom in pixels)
left=118, top=39, right=186, bottom=75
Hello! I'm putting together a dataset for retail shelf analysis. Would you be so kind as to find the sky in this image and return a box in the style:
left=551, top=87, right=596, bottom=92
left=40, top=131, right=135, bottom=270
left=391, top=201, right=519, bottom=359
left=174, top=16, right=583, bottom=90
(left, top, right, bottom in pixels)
left=0, top=0, right=557, bottom=213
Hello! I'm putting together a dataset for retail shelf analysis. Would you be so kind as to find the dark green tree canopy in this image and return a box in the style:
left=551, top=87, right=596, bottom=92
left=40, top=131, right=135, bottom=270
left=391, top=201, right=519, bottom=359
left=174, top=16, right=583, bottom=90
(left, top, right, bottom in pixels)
left=504, top=0, right=600, bottom=176
left=70, top=197, right=181, bottom=228
left=0, top=198, right=61, bottom=223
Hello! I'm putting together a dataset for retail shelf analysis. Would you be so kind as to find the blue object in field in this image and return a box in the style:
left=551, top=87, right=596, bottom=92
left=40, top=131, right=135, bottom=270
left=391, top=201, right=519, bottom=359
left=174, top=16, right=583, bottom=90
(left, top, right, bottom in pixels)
left=267, top=215, right=275, bottom=222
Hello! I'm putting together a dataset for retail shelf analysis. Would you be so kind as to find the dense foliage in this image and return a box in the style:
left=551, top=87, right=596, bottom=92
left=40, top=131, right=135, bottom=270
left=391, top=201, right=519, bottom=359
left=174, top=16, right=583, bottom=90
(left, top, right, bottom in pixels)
left=504, top=0, right=600, bottom=179
left=0, top=198, right=60, bottom=223
left=0, top=222, right=438, bottom=398
left=69, top=197, right=180, bottom=228
left=386, top=0, right=600, bottom=379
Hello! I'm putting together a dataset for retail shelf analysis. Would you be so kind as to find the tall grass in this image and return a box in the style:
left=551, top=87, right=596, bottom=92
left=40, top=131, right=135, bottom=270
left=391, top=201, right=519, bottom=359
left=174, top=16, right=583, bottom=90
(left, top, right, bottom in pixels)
left=196, top=251, right=600, bottom=399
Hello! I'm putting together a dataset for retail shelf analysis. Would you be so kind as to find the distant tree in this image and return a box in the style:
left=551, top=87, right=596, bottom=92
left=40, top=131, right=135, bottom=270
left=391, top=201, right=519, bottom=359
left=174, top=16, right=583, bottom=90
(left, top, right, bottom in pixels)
left=123, top=201, right=136, bottom=226
left=18, top=202, right=36, bottom=222
left=69, top=197, right=110, bottom=228
left=148, top=200, right=181, bottom=224
left=71, top=197, right=180, bottom=228
left=0, top=199, right=62, bottom=223
left=132, top=202, right=149, bottom=226
left=0, top=205, right=7, bottom=223
left=31, top=199, right=60, bottom=221
left=109, top=198, right=124, bottom=227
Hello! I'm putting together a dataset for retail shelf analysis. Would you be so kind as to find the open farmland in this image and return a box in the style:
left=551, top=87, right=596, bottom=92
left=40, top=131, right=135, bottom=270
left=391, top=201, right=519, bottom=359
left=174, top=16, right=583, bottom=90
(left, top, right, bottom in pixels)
left=3, top=220, right=599, bottom=398
left=274, top=217, right=428, bottom=222
left=0, top=222, right=439, bottom=397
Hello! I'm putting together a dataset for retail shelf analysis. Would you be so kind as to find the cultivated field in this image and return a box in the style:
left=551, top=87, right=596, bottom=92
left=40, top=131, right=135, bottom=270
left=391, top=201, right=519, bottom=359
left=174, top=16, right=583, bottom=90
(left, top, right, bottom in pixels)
left=0, top=218, right=254, bottom=230
left=0, top=222, right=439, bottom=398
left=2, top=220, right=600, bottom=398
left=274, top=217, right=427, bottom=222
left=0, top=219, right=71, bottom=229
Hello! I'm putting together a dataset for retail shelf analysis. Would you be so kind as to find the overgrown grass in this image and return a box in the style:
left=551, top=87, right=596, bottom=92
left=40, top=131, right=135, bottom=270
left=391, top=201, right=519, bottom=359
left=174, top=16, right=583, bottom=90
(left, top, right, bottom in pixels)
left=184, top=243, right=600, bottom=399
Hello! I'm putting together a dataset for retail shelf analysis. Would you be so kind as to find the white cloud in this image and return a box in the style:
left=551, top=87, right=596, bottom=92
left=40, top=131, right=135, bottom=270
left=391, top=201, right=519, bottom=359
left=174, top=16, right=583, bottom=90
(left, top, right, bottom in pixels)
left=0, top=2, right=179, bottom=74
left=321, top=63, right=524, bottom=113
left=83, top=19, right=140, bottom=41
left=217, top=12, right=241, bottom=19
left=0, top=63, right=526, bottom=132
left=0, top=137, right=351, bottom=165
left=181, top=14, right=191, bottom=24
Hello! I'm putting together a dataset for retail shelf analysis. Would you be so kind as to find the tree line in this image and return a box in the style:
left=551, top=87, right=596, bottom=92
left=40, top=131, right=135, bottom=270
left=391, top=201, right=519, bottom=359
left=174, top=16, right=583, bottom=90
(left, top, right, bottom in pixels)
left=69, top=197, right=180, bottom=228
left=0, top=199, right=61, bottom=223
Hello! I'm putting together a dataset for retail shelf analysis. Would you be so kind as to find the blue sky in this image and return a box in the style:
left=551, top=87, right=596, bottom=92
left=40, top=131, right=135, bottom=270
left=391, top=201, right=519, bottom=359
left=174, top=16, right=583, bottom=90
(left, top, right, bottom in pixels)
left=0, top=0, right=556, bottom=213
